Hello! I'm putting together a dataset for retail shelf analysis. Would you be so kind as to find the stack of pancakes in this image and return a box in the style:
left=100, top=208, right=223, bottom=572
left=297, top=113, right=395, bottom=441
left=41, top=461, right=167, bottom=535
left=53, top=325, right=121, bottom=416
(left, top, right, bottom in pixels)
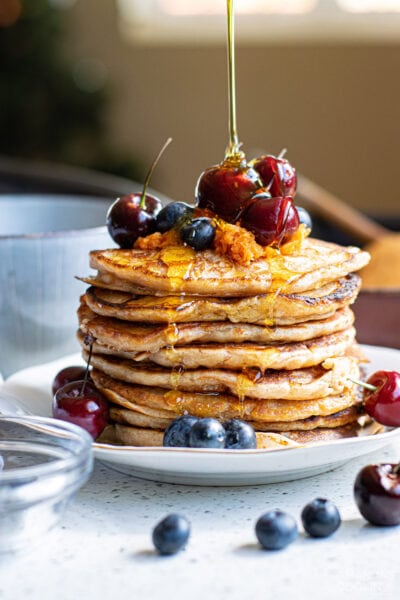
left=77, top=237, right=372, bottom=447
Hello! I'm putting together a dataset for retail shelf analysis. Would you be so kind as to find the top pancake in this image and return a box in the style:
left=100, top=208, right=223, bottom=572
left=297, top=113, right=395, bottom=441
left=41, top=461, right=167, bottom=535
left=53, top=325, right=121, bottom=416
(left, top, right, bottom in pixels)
left=88, top=238, right=370, bottom=297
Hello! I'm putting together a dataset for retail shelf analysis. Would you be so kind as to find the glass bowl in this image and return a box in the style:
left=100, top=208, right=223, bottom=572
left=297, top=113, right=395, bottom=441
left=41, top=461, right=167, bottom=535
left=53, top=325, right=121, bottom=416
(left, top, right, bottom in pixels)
left=0, top=415, right=93, bottom=553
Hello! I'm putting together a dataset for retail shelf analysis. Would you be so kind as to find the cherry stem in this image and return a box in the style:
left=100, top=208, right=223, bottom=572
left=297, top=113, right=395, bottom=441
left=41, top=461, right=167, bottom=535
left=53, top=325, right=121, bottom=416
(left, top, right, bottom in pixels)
left=348, top=377, right=377, bottom=392
left=80, top=337, right=94, bottom=396
left=140, top=137, right=173, bottom=209
left=225, top=0, right=242, bottom=162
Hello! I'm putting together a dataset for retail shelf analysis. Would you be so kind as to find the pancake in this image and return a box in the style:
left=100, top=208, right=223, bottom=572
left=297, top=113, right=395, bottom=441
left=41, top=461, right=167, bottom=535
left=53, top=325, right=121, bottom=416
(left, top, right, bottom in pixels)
left=113, top=424, right=164, bottom=447
left=88, top=238, right=370, bottom=297
left=83, top=274, right=361, bottom=326
left=110, top=421, right=364, bottom=448
left=248, top=406, right=362, bottom=431
left=81, top=326, right=355, bottom=371
left=78, top=301, right=355, bottom=352
left=84, top=352, right=360, bottom=400
left=91, top=369, right=360, bottom=423
left=109, top=403, right=360, bottom=432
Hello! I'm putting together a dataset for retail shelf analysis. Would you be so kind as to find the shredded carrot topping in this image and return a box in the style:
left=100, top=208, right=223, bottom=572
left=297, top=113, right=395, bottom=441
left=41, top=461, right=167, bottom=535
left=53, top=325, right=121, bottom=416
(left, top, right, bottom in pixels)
left=214, top=221, right=265, bottom=265
left=133, top=213, right=309, bottom=264
left=134, top=228, right=180, bottom=250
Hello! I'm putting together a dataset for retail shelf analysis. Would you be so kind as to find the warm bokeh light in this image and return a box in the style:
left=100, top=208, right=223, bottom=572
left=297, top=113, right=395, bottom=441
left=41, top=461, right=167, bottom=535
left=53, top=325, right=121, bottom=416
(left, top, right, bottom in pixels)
left=159, top=0, right=316, bottom=16
left=338, top=0, right=400, bottom=12
left=0, top=0, right=22, bottom=27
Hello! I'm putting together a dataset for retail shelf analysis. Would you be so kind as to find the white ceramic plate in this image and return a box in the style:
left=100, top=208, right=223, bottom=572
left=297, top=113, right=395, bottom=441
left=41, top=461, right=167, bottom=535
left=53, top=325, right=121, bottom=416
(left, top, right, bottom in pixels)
left=1, top=345, right=400, bottom=486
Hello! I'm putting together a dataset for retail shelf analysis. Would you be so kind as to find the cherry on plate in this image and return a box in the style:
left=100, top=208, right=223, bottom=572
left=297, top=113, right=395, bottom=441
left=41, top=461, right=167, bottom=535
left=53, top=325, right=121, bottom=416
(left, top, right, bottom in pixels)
left=363, top=370, right=400, bottom=427
left=51, top=365, right=88, bottom=396
left=53, top=380, right=109, bottom=439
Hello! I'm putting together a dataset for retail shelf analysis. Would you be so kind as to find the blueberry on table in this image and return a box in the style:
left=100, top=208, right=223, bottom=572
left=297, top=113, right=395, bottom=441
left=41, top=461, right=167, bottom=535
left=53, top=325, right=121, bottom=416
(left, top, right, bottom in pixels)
left=301, top=498, right=341, bottom=538
left=180, top=217, right=216, bottom=251
left=163, top=415, right=199, bottom=447
left=224, top=419, right=257, bottom=449
left=155, top=202, right=193, bottom=232
left=255, top=510, right=298, bottom=550
left=188, top=418, right=226, bottom=448
left=152, top=514, right=190, bottom=555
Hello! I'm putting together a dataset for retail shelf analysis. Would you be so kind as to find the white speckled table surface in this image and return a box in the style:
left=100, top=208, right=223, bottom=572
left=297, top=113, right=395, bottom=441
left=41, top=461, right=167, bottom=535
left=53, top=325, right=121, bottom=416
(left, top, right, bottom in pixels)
left=1, top=436, right=400, bottom=600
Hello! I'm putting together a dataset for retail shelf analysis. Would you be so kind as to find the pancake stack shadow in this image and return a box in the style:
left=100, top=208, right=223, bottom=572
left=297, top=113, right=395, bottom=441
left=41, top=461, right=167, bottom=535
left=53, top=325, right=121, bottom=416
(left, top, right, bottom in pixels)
left=77, top=237, right=372, bottom=447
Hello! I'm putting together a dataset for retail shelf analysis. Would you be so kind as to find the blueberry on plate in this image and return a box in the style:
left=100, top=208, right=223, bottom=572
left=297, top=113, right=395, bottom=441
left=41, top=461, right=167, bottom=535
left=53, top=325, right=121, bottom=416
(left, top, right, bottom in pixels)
left=152, top=514, right=190, bottom=555
left=188, top=417, right=226, bottom=448
left=301, top=498, right=341, bottom=538
left=163, top=415, right=199, bottom=447
left=180, top=217, right=215, bottom=251
left=155, top=202, right=193, bottom=233
left=255, top=509, right=298, bottom=550
left=224, top=419, right=257, bottom=449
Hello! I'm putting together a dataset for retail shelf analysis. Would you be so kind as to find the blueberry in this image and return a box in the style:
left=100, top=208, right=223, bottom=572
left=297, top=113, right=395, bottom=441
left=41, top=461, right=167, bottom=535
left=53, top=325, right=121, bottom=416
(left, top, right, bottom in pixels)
left=152, top=514, right=190, bottom=555
left=296, top=205, right=312, bottom=232
left=155, top=202, right=193, bottom=233
left=301, top=498, right=341, bottom=538
left=180, top=217, right=215, bottom=251
left=255, top=510, right=298, bottom=550
left=188, top=417, right=226, bottom=448
left=163, top=415, right=199, bottom=447
left=224, top=419, right=257, bottom=449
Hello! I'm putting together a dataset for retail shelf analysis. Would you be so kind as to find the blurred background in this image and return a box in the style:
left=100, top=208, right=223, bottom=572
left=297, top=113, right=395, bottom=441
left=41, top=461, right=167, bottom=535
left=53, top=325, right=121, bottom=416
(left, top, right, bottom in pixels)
left=1, top=0, right=400, bottom=224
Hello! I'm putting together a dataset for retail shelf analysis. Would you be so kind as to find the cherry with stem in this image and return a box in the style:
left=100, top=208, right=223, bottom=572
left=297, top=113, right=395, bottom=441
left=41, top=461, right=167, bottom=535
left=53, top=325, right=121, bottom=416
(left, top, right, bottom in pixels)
left=107, top=138, right=172, bottom=247
left=350, top=370, right=400, bottom=427
left=53, top=335, right=109, bottom=439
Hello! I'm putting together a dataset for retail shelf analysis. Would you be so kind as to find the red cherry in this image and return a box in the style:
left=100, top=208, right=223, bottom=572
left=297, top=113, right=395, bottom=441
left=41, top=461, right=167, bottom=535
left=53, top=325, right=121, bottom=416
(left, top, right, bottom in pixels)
left=363, top=371, right=400, bottom=427
left=354, top=463, right=400, bottom=526
left=53, top=380, right=109, bottom=439
left=52, top=365, right=89, bottom=396
left=240, top=193, right=300, bottom=247
left=195, top=159, right=262, bottom=223
left=107, top=138, right=172, bottom=247
left=251, top=154, right=297, bottom=197
left=106, top=193, right=161, bottom=248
